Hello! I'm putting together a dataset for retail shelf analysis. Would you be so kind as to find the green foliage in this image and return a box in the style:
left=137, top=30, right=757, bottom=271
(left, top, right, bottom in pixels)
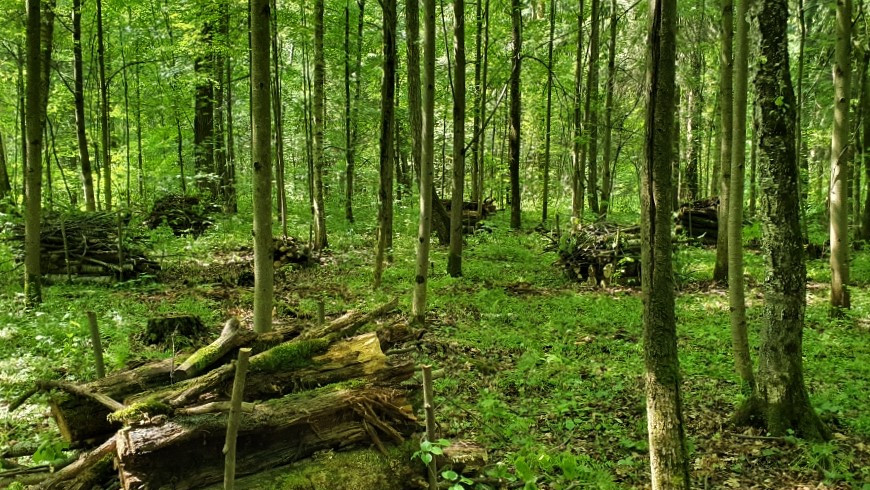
left=31, top=432, right=69, bottom=465
left=411, top=438, right=449, bottom=466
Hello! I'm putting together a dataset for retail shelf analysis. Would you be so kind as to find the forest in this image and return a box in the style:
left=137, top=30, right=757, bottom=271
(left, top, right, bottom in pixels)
left=0, top=0, right=869, bottom=487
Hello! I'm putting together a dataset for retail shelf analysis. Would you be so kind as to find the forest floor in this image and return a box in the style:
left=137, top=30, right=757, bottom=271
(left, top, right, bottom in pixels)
left=1, top=204, right=869, bottom=489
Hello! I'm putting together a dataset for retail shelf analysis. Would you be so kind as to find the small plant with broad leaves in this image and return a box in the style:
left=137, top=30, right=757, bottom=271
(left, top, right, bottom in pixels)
left=441, top=469, right=474, bottom=490
left=411, top=438, right=451, bottom=466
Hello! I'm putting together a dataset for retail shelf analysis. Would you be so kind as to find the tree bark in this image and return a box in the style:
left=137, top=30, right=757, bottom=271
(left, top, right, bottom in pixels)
left=540, top=0, right=555, bottom=223
left=96, top=0, right=112, bottom=211
left=270, top=0, right=287, bottom=237
left=509, top=0, right=522, bottom=229
left=728, top=0, right=753, bottom=392
left=72, top=0, right=95, bottom=211
left=25, top=0, right=43, bottom=307
left=571, top=0, right=584, bottom=219
left=830, top=0, right=851, bottom=311
left=584, top=0, right=601, bottom=217
left=344, top=0, right=355, bottom=222
left=375, top=0, right=397, bottom=287
left=743, top=0, right=828, bottom=441
left=600, top=0, right=616, bottom=218
left=713, top=0, right=732, bottom=283
left=0, top=132, right=10, bottom=200
left=312, top=0, right=328, bottom=250
left=448, top=0, right=466, bottom=276
left=251, top=0, right=274, bottom=333
left=640, top=0, right=690, bottom=487
left=412, top=0, right=437, bottom=325
left=863, top=50, right=870, bottom=239
left=406, top=0, right=422, bottom=188
left=194, top=18, right=215, bottom=197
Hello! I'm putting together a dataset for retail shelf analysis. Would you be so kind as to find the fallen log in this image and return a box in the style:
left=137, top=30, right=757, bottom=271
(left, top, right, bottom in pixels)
left=115, top=386, right=417, bottom=490
left=37, top=438, right=116, bottom=490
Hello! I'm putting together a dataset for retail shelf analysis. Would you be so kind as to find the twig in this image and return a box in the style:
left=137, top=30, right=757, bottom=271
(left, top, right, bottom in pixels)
left=7, top=386, right=39, bottom=412
left=223, top=348, right=252, bottom=490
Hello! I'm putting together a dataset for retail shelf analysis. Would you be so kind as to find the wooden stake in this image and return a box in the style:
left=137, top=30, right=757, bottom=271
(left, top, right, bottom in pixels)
left=421, top=365, right=437, bottom=490
left=86, top=311, right=105, bottom=379
left=317, top=299, right=325, bottom=326
left=223, top=347, right=252, bottom=490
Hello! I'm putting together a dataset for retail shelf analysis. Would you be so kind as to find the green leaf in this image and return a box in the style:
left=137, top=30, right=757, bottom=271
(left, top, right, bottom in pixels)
left=421, top=453, right=433, bottom=465
left=430, top=446, right=444, bottom=455
left=441, top=470, right=459, bottom=480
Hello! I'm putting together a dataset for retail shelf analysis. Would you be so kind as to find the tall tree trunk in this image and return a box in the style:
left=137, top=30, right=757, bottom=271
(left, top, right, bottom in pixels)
left=641, top=0, right=690, bottom=486
left=224, top=51, right=238, bottom=213
left=477, top=0, right=490, bottom=207
left=508, top=0, right=522, bottom=229
left=713, top=0, right=733, bottom=283
left=216, top=0, right=230, bottom=211
left=447, top=0, right=466, bottom=276
left=742, top=0, right=828, bottom=440
left=374, top=0, right=397, bottom=287
left=830, top=0, right=851, bottom=311
left=312, top=0, right=328, bottom=250
left=406, top=0, right=422, bottom=188
left=344, top=0, right=355, bottom=222
left=271, top=0, right=287, bottom=237
left=135, top=63, right=144, bottom=199
left=728, top=0, right=753, bottom=392
left=684, top=43, right=702, bottom=201
left=97, top=0, right=112, bottom=211
left=25, top=0, right=43, bottom=306
left=194, top=19, right=215, bottom=197
left=471, top=0, right=483, bottom=205
left=121, top=18, right=131, bottom=208
left=18, top=44, right=27, bottom=204
left=600, top=0, right=616, bottom=218
left=795, top=0, right=808, bottom=241
left=749, top=111, right=757, bottom=217
left=72, top=0, right=95, bottom=211
left=673, top=86, right=681, bottom=210
left=572, top=0, right=584, bottom=219
left=251, top=0, right=274, bottom=333
left=0, top=133, right=9, bottom=199
left=863, top=50, right=870, bottom=240
left=584, top=0, right=600, bottom=217
left=540, top=0, right=555, bottom=223
left=411, top=0, right=437, bottom=325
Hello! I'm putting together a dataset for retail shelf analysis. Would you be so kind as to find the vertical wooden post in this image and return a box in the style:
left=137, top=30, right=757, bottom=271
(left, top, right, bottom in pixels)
left=316, top=300, right=325, bottom=326
left=86, top=311, right=105, bottom=379
left=223, top=347, right=252, bottom=490
left=421, top=365, right=437, bottom=490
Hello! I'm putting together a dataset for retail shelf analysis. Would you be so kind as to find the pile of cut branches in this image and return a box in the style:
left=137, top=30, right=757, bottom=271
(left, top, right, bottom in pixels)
left=6, top=298, right=419, bottom=490
left=675, top=197, right=719, bottom=244
left=178, top=236, right=313, bottom=287
left=6, top=211, right=158, bottom=280
left=440, top=198, right=497, bottom=234
left=146, top=194, right=217, bottom=237
left=547, top=222, right=641, bottom=286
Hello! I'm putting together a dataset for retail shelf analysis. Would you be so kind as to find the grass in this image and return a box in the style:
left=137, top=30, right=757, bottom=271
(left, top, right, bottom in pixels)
left=1, top=197, right=868, bottom=488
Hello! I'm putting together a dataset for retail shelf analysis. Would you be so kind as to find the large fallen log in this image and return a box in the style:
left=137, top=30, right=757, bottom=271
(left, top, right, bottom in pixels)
left=115, top=386, right=417, bottom=490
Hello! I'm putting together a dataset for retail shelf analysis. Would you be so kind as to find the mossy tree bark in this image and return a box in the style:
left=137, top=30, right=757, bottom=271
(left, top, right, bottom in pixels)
left=713, top=0, right=732, bottom=283
left=24, top=0, right=42, bottom=307
left=728, top=0, right=753, bottom=392
left=640, top=0, right=690, bottom=487
left=412, top=0, right=437, bottom=325
left=508, top=0, right=522, bottom=229
left=744, top=0, right=829, bottom=441
left=448, top=0, right=466, bottom=276
left=251, top=0, right=274, bottom=334
left=830, top=0, right=851, bottom=311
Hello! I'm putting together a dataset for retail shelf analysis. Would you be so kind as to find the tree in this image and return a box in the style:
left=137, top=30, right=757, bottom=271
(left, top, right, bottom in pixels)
left=72, top=0, right=95, bottom=211
left=374, top=0, right=397, bottom=287
left=830, top=0, right=851, bottom=311
left=97, top=0, right=112, bottom=211
left=405, top=0, right=421, bottom=186
left=541, top=0, right=555, bottom=223
left=251, top=0, right=274, bottom=334
left=728, top=0, right=752, bottom=391
left=312, top=0, right=328, bottom=250
left=25, top=0, right=42, bottom=307
left=863, top=49, right=870, bottom=240
left=713, top=0, right=732, bottom=283
left=583, top=0, right=600, bottom=217
left=412, top=0, right=437, bottom=325
left=737, top=0, right=828, bottom=441
left=448, top=0, right=466, bottom=276
left=0, top=132, right=10, bottom=200
left=640, top=0, right=690, bottom=486
left=194, top=15, right=215, bottom=196
left=509, top=0, right=522, bottom=229
left=571, top=0, right=585, bottom=219
left=599, top=0, right=617, bottom=219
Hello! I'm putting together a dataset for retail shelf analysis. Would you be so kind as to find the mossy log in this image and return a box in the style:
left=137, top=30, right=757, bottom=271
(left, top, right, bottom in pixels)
left=37, top=438, right=116, bottom=490
left=114, top=386, right=417, bottom=490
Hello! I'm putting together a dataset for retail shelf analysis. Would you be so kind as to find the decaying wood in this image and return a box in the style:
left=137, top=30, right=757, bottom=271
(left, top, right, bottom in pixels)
left=115, top=387, right=417, bottom=490
left=37, top=438, right=115, bottom=490
left=300, top=296, right=399, bottom=340
left=38, top=380, right=125, bottom=412
left=173, top=318, right=253, bottom=380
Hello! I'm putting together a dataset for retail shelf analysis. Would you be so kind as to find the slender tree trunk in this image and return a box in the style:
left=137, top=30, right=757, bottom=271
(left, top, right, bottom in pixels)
left=73, top=0, right=95, bottom=211
left=796, top=0, right=808, bottom=242
left=412, top=0, right=437, bottom=325
left=713, top=0, right=733, bottom=283
left=344, top=0, right=355, bottom=222
left=584, top=0, right=601, bottom=217
left=216, top=0, right=231, bottom=211
left=830, top=0, right=851, bottom=311
left=18, top=44, right=27, bottom=204
left=251, top=0, right=274, bottom=333
left=471, top=0, right=483, bottom=205
left=685, top=43, right=702, bottom=201
left=312, top=0, right=328, bottom=250
left=271, top=0, right=287, bottom=237
left=540, top=0, right=555, bottom=223
left=572, top=0, right=584, bottom=219
left=742, top=0, right=829, bottom=440
left=600, top=0, right=616, bottom=218
left=509, top=0, right=522, bottom=229
left=135, top=64, right=144, bottom=200
left=447, top=0, right=467, bottom=276
left=0, top=133, right=9, bottom=199
left=728, top=0, right=753, bottom=392
left=641, top=0, right=690, bottom=486
left=749, top=113, right=757, bottom=217
left=225, top=52, right=238, bottom=213
left=863, top=50, right=870, bottom=239
left=25, top=0, right=43, bottom=306
left=121, top=20, right=132, bottom=208
left=175, top=114, right=185, bottom=193
left=673, top=86, right=681, bottom=209
left=194, top=18, right=215, bottom=197
left=97, top=0, right=112, bottom=211
left=405, top=0, right=422, bottom=185
left=477, top=0, right=490, bottom=207
left=374, top=0, right=397, bottom=287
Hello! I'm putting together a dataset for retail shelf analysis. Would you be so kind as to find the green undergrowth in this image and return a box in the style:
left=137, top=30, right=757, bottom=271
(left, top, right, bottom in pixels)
left=1, top=199, right=868, bottom=488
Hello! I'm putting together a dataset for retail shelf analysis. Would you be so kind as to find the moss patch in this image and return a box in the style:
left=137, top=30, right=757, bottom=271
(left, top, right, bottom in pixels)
left=108, top=398, right=173, bottom=424
left=251, top=339, right=330, bottom=373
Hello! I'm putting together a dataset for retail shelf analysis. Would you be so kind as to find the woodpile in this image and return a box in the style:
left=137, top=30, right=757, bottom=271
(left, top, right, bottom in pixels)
left=181, top=236, right=312, bottom=287
left=439, top=198, right=497, bottom=234
left=6, top=211, right=159, bottom=280
left=548, top=222, right=641, bottom=286
left=146, top=194, right=218, bottom=237
left=675, top=197, right=719, bottom=244
left=11, top=299, right=419, bottom=490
